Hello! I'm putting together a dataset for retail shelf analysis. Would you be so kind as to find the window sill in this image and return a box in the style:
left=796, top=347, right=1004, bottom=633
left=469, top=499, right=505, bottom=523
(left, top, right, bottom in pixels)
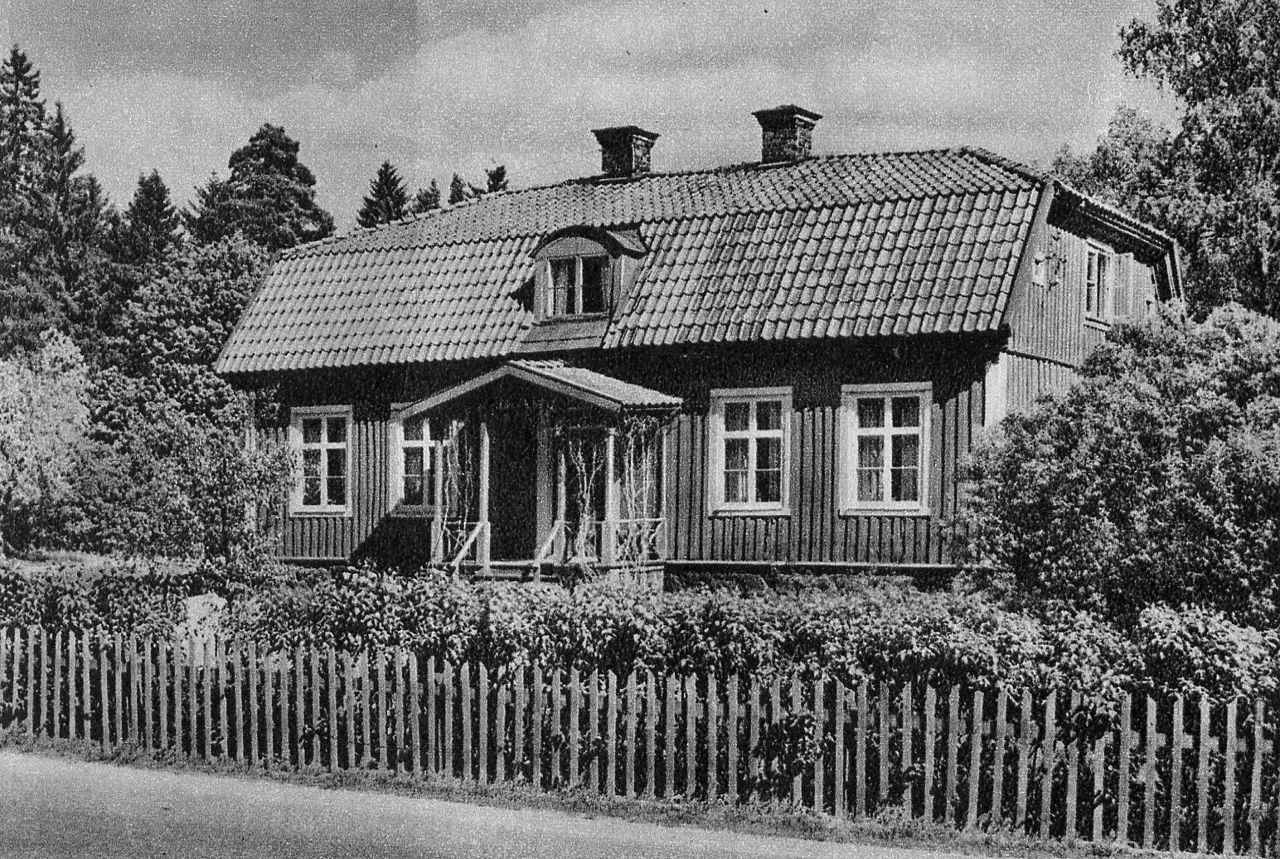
left=839, top=507, right=931, bottom=518
left=289, top=507, right=353, bottom=518
left=710, top=507, right=792, bottom=519
left=533, top=312, right=609, bottom=325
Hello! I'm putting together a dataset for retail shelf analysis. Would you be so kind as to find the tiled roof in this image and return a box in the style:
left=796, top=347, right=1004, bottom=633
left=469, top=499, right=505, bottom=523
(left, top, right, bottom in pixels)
left=217, top=147, right=1045, bottom=374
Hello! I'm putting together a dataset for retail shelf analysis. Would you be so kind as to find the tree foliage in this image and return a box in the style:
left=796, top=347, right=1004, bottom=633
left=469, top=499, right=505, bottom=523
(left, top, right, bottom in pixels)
left=186, top=123, right=334, bottom=251
left=411, top=180, right=440, bottom=214
left=0, top=330, right=89, bottom=554
left=958, top=305, right=1280, bottom=627
left=356, top=160, right=409, bottom=227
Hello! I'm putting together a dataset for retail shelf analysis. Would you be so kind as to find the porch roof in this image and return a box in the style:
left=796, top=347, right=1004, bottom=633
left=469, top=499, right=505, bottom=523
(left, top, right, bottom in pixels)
left=397, top=359, right=683, bottom=417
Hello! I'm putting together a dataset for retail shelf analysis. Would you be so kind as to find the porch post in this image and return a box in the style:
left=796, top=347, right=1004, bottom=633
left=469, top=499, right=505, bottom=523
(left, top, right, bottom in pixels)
left=430, top=438, right=445, bottom=564
left=478, top=418, right=491, bottom=572
left=555, top=445, right=567, bottom=561
left=602, top=427, right=619, bottom=565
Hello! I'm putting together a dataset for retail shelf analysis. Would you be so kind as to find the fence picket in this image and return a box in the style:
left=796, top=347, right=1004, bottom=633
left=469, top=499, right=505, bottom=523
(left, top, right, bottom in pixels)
left=727, top=675, right=740, bottom=805
left=548, top=668, right=560, bottom=786
left=186, top=637, right=197, bottom=756
left=945, top=685, right=960, bottom=826
left=460, top=662, right=473, bottom=782
left=328, top=647, right=340, bottom=772
left=877, top=681, right=890, bottom=806
left=480, top=662, right=491, bottom=783
left=966, top=689, right=984, bottom=830
left=645, top=670, right=657, bottom=798
left=264, top=653, right=275, bottom=768
left=205, top=640, right=215, bottom=761
left=624, top=671, right=637, bottom=797
left=834, top=683, right=847, bottom=819
left=248, top=642, right=259, bottom=767
left=992, top=689, right=1007, bottom=828
left=1249, top=700, right=1263, bottom=855
left=1143, top=695, right=1157, bottom=849
left=99, top=634, right=110, bottom=750
left=360, top=652, right=372, bottom=768
left=1223, top=698, right=1237, bottom=856
left=815, top=677, right=827, bottom=813
left=1196, top=695, right=1211, bottom=854
left=687, top=675, right=699, bottom=799
left=923, top=684, right=936, bottom=824
left=1117, top=693, right=1132, bottom=845
left=391, top=650, right=404, bottom=776
left=53, top=630, right=63, bottom=740
left=706, top=674, right=718, bottom=799
left=513, top=668, right=526, bottom=784
left=1015, top=689, right=1031, bottom=833
left=899, top=681, right=911, bottom=817
left=1170, top=694, right=1185, bottom=853
left=156, top=639, right=168, bottom=750
left=309, top=646, right=321, bottom=767
left=855, top=680, right=868, bottom=820
left=1039, top=691, right=1056, bottom=840
left=424, top=660, right=436, bottom=778
left=495, top=679, right=508, bottom=783
left=40, top=628, right=51, bottom=738
left=748, top=677, right=761, bottom=797
left=531, top=666, right=544, bottom=790
left=665, top=674, right=678, bottom=798
left=27, top=628, right=37, bottom=736
left=1092, top=731, right=1106, bottom=839
left=343, top=652, right=356, bottom=772
left=67, top=631, right=78, bottom=740
left=231, top=641, right=243, bottom=764
left=1065, top=691, right=1079, bottom=838
left=602, top=670, right=615, bottom=795
left=588, top=670, right=600, bottom=790
left=139, top=637, right=150, bottom=748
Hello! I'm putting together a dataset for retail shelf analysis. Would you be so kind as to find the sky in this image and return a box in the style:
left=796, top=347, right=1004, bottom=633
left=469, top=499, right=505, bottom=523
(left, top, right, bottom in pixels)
left=1, top=0, right=1175, bottom=231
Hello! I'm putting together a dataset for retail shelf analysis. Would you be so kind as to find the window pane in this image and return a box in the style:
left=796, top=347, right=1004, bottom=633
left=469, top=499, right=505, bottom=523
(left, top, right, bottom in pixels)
left=551, top=259, right=574, bottom=315
left=724, top=402, right=750, bottom=432
left=327, top=477, right=346, bottom=507
left=302, top=418, right=322, bottom=444
left=326, top=417, right=346, bottom=444
left=756, top=470, right=781, bottom=504
left=857, top=398, right=884, bottom=428
left=891, top=468, right=919, bottom=503
left=857, top=469, right=882, bottom=503
left=403, top=415, right=424, bottom=442
left=303, top=448, right=321, bottom=477
left=404, top=447, right=424, bottom=478
left=580, top=257, right=606, bottom=313
left=892, top=397, right=920, bottom=428
left=302, top=477, right=321, bottom=506
left=724, top=438, right=749, bottom=471
left=724, top=470, right=748, bottom=503
left=857, top=436, right=883, bottom=470
left=891, top=434, right=919, bottom=469
left=326, top=448, right=346, bottom=479
left=756, top=437, right=781, bottom=470
left=756, top=400, right=782, bottom=431
left=404, top=475, right=424, bottom=506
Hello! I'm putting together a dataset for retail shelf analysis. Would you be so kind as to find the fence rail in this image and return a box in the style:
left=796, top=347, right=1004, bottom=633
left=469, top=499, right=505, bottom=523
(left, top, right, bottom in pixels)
left=1, top=626, right=1277, bottom=855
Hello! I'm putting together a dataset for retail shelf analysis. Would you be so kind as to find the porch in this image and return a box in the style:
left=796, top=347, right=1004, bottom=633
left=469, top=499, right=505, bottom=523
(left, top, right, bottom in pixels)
left=396, top=360, right=681, bottom=582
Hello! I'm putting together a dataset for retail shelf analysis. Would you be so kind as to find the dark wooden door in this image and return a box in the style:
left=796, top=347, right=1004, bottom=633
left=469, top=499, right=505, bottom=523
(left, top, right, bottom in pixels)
left=489, top=415, right=537, bottom=560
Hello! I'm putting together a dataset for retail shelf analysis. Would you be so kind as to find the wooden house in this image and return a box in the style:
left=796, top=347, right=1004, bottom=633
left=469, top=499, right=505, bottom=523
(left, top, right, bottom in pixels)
left=215, top=106, right=1182, bottom=579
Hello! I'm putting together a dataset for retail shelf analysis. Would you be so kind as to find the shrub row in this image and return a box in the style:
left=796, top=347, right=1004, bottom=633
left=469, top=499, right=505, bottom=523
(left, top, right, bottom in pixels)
left=3, top=560, right=1275, bottom=718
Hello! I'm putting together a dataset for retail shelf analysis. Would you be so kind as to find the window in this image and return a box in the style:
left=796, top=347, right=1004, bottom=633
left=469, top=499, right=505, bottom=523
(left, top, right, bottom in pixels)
left=841, top=384, right=930, bottom=513
left=1085, top=243, right=1113, bottom=322
left=710, top=388, right=790, bottom=512
left=289, top=407, right=351, bottom=514
left=547, top=255, right=607, bottom=316
left=390, top=413, right=439, bottom=509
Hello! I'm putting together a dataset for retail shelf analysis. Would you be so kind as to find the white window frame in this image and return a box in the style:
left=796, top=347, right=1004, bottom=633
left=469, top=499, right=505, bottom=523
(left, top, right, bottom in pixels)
left=839, top=383, right=931, bottom=515
left=288, top=406, right=352, bottom=516
left=1085, top=241, right=1114, bottom=324
left=545, top=255, right=608, bottom=317
left=388, top=412, right=438, bottom=513
left=708, top=386, right=792, bottom=515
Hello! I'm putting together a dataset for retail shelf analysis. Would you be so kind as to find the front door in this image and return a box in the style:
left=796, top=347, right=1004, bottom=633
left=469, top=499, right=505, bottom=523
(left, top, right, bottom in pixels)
left=488, top=413, right=537, bottom=560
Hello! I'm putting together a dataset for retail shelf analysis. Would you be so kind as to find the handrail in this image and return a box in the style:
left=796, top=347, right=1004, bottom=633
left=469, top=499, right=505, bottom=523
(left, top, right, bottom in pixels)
left=449, top=521, right=486, bottom=573
left=534, top=520, right=564, bottom=565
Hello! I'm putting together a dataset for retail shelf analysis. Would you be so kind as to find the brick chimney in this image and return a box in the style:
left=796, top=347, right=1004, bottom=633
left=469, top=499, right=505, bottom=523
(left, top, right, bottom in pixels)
left=591, top=125, right=660, bottom=177
left=752, top=105, right=822, bottom=164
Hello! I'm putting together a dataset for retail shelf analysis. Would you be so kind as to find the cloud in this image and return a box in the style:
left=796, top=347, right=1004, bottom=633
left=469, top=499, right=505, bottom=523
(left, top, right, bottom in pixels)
left=15, top=0, right=1176, bottom=229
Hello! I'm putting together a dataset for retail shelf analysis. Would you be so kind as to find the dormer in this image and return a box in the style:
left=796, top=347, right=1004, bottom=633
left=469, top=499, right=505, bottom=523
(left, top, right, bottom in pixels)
left=529, top=225, right=646, bottom=323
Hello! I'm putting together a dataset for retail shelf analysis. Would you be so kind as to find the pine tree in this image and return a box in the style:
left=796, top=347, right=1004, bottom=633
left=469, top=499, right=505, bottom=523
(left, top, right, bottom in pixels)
left=486, top=164, right=508, bottom=194
left=448, top=172, right=469, bottom=205
left=117, top=170, right=182, bottom=264
left=0, top=45, right=46, bottom=205
left=356, top=161, right=409, bottom=227
left=412, top=180, right=440, bottom=214
left=186, top=123, right=334, bottom=251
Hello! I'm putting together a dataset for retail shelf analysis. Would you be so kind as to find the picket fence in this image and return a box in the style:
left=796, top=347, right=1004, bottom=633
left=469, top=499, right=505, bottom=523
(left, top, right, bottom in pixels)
left=1, top=626, right=1278, bottom=855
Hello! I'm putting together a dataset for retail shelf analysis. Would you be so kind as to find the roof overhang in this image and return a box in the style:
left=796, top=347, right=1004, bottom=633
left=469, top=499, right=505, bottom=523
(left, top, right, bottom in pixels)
left=528, top=224, right=647, bottom=258
left=394, top=359, right=682, bottom=419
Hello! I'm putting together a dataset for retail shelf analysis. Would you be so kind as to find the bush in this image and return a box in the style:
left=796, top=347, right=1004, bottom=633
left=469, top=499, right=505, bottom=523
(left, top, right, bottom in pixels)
left=959, top=304, right=1280, bottom=628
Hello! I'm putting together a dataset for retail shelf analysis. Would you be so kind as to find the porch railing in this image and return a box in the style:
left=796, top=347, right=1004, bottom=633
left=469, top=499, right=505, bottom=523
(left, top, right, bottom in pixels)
left=559, top=518, right=665, bottom=567
left=443, top=520, right=488, bottom=573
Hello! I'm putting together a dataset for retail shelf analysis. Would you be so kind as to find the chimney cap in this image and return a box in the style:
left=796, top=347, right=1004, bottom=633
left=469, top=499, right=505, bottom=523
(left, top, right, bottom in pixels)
left=591, top=125, right=661, bottom=144
left=751, top=104, right=823, bottom=123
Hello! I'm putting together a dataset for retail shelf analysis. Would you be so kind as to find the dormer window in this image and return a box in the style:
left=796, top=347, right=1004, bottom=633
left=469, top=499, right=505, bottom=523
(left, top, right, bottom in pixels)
left=548, top=255, right=608, bottom=316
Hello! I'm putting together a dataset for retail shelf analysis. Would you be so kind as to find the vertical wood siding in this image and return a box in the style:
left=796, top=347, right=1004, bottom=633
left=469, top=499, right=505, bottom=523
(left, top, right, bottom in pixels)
left=1003, top=353, right=1077, bottom=414
left=664, top=365, right=986, bottom=566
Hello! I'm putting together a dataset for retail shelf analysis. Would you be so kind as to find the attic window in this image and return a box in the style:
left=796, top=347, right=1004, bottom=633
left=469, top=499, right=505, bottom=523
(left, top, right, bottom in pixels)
left=548, top=255, right=607, bottom=316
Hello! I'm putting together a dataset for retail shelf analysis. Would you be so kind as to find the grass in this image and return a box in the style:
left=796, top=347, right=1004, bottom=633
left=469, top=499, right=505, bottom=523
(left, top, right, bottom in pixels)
left=0, top=730, right=1191, bottom=859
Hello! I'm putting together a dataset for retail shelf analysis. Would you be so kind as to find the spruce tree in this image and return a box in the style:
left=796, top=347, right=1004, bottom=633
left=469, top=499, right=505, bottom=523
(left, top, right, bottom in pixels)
left=186, top=123, right=334, bottom=250
left=356, top=161, right=409, bottom=227
left=412, top=180, right=440, bottom=214
left=117, top=170, right=182, bottom=264
left=486, top=164, right=508, bottom=194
